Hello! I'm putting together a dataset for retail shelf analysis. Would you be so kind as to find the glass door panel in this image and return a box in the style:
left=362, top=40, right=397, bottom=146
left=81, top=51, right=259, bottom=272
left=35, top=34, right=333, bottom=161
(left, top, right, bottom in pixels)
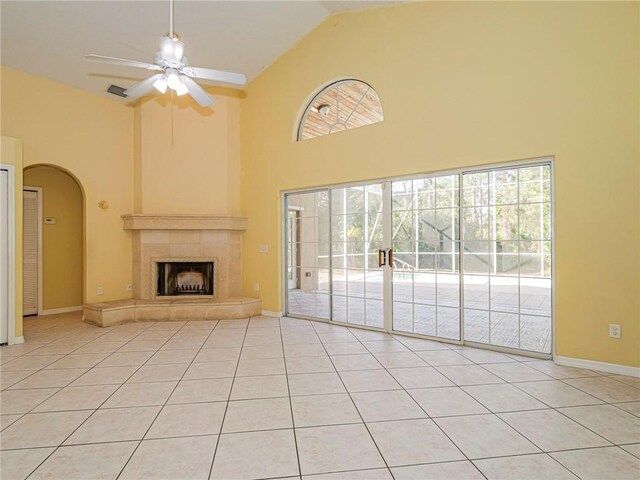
left=391, top=174, right=461, bottom=340
left=285, top=190, right=330, bottom=319
left=330, top=184, right=385, bottom=328
left=462, top=164, right=552, bottom=353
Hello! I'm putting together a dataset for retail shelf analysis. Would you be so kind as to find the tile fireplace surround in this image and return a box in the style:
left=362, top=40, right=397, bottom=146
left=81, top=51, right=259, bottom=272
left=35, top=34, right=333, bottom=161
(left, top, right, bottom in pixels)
left=83, top=214, right=261, bottom=327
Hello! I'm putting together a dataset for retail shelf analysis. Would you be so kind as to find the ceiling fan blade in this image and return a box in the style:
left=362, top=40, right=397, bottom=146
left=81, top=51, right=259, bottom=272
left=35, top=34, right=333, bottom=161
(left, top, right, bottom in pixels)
left=124, top=74, right=163, bottom=100
left=181, top=76, right=215, bottom=107
left=85, top=54, right=162, bottom=71
left=182, top=66, right=247, bottom=86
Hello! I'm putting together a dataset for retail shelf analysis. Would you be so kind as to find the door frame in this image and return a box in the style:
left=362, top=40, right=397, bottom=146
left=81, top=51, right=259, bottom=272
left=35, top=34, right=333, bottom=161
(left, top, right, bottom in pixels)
left=281, top=155, right=555, bottom=359
left=23, top=186, right=43, bottom=316
left=1, top=164, right=17, bottom=345
left=287, top=207, right=302, bottom=290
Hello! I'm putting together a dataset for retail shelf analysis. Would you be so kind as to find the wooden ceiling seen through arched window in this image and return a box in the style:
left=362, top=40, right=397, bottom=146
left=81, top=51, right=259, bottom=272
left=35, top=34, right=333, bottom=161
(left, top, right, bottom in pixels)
left=297, top=79, right=384, bottom=141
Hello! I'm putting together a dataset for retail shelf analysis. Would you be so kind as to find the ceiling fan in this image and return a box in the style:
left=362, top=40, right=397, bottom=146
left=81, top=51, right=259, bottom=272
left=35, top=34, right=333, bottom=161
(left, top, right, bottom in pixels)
left=84, top=0, right=246, bottom=107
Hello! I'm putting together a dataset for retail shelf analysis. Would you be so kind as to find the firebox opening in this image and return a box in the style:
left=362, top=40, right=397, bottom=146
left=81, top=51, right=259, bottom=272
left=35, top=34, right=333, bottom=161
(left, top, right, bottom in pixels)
left=156, top=261, right=214, bottom=296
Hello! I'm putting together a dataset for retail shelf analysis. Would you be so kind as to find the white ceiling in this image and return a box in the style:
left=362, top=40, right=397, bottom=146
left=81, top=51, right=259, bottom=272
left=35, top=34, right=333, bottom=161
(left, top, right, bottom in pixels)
left=1, top=0, right=397, bottom=100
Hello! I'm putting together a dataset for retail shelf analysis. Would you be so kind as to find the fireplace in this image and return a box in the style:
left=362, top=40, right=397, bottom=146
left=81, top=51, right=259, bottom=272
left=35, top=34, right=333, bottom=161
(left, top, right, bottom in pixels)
left=156, top=261, right=214, bottom=297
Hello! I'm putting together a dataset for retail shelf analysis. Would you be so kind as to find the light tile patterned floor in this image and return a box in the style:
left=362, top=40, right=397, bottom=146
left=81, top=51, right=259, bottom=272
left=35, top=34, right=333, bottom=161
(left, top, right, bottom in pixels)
left=1, top=312, right=639, bottom=480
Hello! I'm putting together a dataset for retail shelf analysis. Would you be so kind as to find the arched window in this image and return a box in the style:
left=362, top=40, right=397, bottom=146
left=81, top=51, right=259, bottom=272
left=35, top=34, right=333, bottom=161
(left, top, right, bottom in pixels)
left=297, top=79, right=384, bottom=141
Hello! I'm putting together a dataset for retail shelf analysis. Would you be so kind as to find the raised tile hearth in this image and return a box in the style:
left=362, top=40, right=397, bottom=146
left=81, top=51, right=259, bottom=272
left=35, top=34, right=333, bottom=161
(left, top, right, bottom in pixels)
left=83, top=214, right=260, bottom=327
left=83, top=298, right=261, bottom=327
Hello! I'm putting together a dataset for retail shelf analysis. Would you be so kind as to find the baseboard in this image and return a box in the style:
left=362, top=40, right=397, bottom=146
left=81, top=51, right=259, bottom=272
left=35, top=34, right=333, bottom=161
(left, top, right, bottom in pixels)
left=555, top=356, right=640, bottom=377
left=39, top=305, right=83, bottom=316
left=12, top=336, right=24, bottom=345
left=261, top=310, right=283, bottom=318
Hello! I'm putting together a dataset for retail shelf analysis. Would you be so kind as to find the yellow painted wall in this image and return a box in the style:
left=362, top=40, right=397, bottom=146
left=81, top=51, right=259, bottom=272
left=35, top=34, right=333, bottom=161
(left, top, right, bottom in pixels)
left=1, top=66, right=243, bottom=309
left=240, top=2, right=640, bottom=366
left=0, top=136, right=23, bottom=338
left=133, top=89, right=242, bottom=215
left=24, top=165, right=83, bottom=310
left=1, top=67, right=134, bottom=304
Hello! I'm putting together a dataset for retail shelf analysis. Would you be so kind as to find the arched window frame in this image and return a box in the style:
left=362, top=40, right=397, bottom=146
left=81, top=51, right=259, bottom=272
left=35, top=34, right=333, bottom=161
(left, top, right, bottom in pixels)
left=296, top=79, right=384, bottom=142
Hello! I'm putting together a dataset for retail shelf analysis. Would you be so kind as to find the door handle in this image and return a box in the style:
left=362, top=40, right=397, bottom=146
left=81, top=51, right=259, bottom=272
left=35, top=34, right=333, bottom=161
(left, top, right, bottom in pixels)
left=378, top=249, right=393, bottom=268
left=378, top=249, right=386, bottom=267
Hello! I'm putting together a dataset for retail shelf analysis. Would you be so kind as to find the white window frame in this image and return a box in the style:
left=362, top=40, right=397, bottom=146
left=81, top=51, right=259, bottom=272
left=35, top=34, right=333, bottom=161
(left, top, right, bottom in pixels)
left=281, top=156, right=555, bottom=360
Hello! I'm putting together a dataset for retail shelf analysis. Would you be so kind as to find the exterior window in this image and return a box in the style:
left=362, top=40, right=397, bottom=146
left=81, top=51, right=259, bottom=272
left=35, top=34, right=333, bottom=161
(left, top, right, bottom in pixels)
left=297, top=79, right=383, bottom=141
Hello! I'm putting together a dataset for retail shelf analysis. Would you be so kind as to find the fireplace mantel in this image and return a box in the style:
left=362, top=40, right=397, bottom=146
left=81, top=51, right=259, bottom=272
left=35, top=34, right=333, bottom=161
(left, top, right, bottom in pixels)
left=83, top=213, right=261, bottom=327
left=122, top=214, right=247, bottom=231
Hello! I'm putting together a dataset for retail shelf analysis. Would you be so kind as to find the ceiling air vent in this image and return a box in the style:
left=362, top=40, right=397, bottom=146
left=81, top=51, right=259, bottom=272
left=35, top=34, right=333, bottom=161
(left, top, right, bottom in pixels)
left=107, top=84, right=128, bottom=98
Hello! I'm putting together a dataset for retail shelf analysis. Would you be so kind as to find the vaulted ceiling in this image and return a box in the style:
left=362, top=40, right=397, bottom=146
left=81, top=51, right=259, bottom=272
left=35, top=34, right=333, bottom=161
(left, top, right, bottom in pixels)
left=0, top=1, right=399, bottom=100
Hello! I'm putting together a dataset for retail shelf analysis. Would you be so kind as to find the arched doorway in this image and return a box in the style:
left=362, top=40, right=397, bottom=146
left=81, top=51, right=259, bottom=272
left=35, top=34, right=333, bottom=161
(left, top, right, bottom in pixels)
left=23, top=164, right=85, bottom=316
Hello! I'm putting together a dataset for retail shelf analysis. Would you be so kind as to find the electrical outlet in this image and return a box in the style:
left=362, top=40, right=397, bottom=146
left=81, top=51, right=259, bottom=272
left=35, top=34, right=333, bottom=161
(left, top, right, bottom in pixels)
left=609, top=324, right=621, bottom=339
left=97, top=286, right=104, bottom=296
left=126, top=284, right=132, bottom=292
left=254, top=283, right=260, bottom=292
left=259, top=244, right=268, bottom=253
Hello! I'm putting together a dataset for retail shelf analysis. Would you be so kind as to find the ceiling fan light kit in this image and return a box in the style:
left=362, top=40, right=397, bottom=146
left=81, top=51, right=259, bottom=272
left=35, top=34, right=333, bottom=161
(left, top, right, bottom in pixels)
left=84, top=0, right=246, bottom=108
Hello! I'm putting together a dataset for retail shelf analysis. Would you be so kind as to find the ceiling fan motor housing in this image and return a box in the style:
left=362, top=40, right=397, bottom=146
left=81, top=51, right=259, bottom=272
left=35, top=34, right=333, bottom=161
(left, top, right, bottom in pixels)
left=158, top=36, right=185, bottom=64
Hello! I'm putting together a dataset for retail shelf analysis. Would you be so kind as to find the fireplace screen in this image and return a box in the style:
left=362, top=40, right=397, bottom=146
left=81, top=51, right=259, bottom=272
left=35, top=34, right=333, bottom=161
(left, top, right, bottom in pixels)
left=156, top=261, right=214, bottom=296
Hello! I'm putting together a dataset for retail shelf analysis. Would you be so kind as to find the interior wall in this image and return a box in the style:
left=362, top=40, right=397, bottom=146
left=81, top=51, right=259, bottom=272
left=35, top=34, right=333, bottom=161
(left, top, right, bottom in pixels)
left=0, top=67, right=134, bottom=304
left=23, top=165, right=83, bottom=311
left=133, top=89, right=242, bottom=215
left=240, top=2, right=640, bottom=367
left=0, top=136, right=23, bottom=338
left=1, top=66, right=244, bottom=309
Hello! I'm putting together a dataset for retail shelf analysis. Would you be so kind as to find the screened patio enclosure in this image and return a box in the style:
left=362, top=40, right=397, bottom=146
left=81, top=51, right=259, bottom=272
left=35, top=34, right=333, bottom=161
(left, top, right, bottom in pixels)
left=285, top=160, right=553, bottom=356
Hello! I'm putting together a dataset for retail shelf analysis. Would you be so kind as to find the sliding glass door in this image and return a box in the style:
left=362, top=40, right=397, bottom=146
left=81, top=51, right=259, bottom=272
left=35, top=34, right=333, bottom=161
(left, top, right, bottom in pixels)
left=462, top=165, right=552, bottom=353
left=330, top=184, right=385, bottom=328
left=391, top=175, right=461, bottom=340
left=284, top=159, right=552, bottom=356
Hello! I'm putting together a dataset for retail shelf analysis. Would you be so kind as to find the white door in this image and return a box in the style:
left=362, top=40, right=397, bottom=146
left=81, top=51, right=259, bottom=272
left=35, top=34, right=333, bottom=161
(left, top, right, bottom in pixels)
left=23, top=189, right=39, bottom=316
left=0, top=169, right=9, bottom=343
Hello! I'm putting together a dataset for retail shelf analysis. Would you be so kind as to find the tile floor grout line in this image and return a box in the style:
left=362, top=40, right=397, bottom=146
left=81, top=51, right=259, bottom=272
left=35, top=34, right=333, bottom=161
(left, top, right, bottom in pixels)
left=280, top=317, right=305, bottom=479
left=3, top=314, right=639, bottom=479
left=112, top=320, right=226, bottom=480
left=456, top=362, right=627, bottom=458
left=610, top=402, right=640, bottom=419
left=506, top=380, right=606, bottom=410
left=433, top=357, right=619, bottom=459
left=554, top=374, right=639, bottom=405
left=15, top=323, right=159, bottom=388
left=206, top=317, right=251, bottom=480
left=2, top=322, right=158, bottom=390
left=2, top=429, right=633, bottom=457
left=310, top=320, right=397, bottom=480
left=545, top=404, right=629, bottom=447
left=20, top=321, right=195, bottom=476
left=18, top=321, right=166, bottom=479
left=354, top=327, right=489, bottom=480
